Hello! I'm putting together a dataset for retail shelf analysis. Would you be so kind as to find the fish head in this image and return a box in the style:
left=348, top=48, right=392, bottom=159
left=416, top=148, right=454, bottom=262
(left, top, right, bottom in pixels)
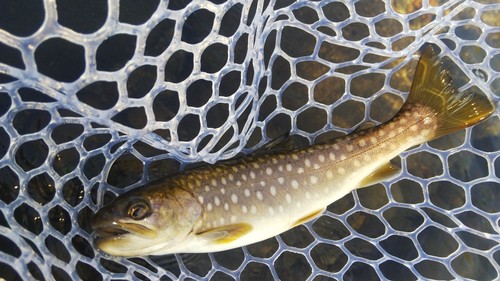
left=91, top=181, right=202, bottom=256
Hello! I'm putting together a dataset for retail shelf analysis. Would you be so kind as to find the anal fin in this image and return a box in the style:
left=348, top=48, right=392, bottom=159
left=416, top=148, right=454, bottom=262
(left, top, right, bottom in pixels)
left=195, top=223, right=253, bottom=244
left=292, top=208, right=325, bottom=228
left=358, top=162, right=400, bottom=188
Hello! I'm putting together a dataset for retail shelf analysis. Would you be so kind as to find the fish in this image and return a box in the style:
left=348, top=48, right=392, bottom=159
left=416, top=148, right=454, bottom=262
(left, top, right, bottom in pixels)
left=91, top=46, right=495, bottom=256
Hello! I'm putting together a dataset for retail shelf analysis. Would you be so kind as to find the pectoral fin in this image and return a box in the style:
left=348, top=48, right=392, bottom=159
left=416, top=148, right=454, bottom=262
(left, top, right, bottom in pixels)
left=292, top=208, right=325, bottom=228
left=358, top=162, right=400, bottom=188
left=196, top=223, right=253, bottom=244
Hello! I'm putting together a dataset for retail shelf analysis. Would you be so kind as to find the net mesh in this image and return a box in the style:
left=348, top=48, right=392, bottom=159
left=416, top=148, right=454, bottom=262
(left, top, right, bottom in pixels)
left=0, top=0, right=499, bottom=280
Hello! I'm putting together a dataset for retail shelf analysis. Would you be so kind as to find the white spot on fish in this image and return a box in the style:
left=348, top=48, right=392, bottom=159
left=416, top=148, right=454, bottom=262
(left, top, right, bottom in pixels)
left=326, top=170, right=333, bottom=179
left=230, top=215, right=237, bottom=223
left=220, top=188, right=225, bottom=195
left=297, top=167, right=304, bottom=174
left=278, top=177, right=285, bottom=185
left=221, top=178, right=227, bottom=185
left=231, top=194, right=238, bottom=204
left=305, top=159, right=311, bottom=167
left=347, top=145, right=354, bottom=152
left=244, top=189, right=251, bottom=197
left=318, top=155, right=325, bottom=163
left=220, top=218, right=225, bottom=224
left=291, top=180, right=299, bottom=189
left=256, top=191, right=263, bottom=201
left=359, top=139, right=366, bottom=147
left=224, top=203, right=229, bottom=211
left=250, top=205, right=257, bottom=214
left=278, top=165, right=284, bottom=172
left=310, top=176, right=318, bottom=184
left=231, top=166, right=238, bottom=172
left=399, top=118, right=407, bottom=125
left=397, top=127, right=404, bottom=133
left=329, top=152, right=336, bottom=160
left=214, top=196, right=220, bottom=206
left=272, top=158, right=278, bottom=164
left=313, top=164, right=320, bottom=169
left=423, top=117, right=432, bottom=125
left=242, top=174, right=247, bottom=181
left=370, top=137, right=378, bottom=144
left=266, top=167, right=273, bottom=175
left=268, top=207, right=275, bottom=215
left=410, top=125, right=418, bottom=132
left=333, top=144, right=340, bottom=150
left=292, top=154, right=299, bottom=160
left=204, top=186, right=210, bottom=192
left=286, top=164, right=293, bottom=172
left=207, top=203, right=213, bottom=211
left=286, top=193, right=292, bottom=203
left=340, top=154, right=347, bottom=161
left=228, top=174, right=234, bottom=181
left=198, top=196, right=204, bottom=204
left=338, top=167, right=346, bottom=175
left=389, top=131, right=396, bottom=138
left=242, top=205, right=248, bottom=214
left=270, top=186, right=277, bottom=196
left=260, top=181, right=266, bottom=187
left=236, top=181, right=242, bottom=186
left=252, top=163, right=260, bottom=169
left=211, top=179, right=217, bottom=186
left=250, top=171, right=256, bottom=179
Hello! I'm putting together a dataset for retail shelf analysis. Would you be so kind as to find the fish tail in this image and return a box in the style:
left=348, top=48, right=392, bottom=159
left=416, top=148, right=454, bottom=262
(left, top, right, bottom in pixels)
left=403, top=46, right=495, bottom=140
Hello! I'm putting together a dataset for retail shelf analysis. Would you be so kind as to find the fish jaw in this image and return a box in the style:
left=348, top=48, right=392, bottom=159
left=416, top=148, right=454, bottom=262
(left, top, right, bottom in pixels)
left=92, top=216, right=162, bottom=256
left=95, top=232, right=175, bottom=256
left=92, top=216, right=196, bottom=256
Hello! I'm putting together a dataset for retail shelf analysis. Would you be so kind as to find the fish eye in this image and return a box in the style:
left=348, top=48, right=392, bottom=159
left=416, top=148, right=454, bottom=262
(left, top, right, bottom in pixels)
left=127, top=199, right=151, bottom=220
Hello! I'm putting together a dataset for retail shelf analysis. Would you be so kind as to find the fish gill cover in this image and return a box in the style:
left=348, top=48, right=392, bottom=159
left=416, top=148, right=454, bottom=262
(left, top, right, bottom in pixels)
left=0, top=0, right=499, bottom=280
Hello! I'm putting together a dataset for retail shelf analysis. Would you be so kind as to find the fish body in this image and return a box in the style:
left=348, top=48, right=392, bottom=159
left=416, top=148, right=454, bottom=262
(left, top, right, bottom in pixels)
left=91, top=47, right=495, bottom=256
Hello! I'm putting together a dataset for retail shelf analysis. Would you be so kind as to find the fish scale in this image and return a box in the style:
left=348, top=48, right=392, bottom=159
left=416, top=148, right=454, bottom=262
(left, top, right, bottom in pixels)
left=91, top=46, right=495, bottom=256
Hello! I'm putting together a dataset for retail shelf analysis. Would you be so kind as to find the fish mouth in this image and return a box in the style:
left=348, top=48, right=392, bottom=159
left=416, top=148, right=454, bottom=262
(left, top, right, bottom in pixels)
left=93, top=222, right=158, bottom=240
left=92, top=222, right=172, bottom=256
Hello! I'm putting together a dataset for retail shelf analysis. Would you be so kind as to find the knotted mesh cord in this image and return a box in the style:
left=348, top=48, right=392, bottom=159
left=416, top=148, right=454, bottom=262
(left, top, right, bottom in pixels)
left=0, top=0, right=499, bottom=280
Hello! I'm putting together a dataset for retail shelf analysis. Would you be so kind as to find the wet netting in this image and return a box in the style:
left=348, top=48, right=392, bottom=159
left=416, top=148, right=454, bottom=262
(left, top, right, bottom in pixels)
left=0, top=0, right=499, bottom=280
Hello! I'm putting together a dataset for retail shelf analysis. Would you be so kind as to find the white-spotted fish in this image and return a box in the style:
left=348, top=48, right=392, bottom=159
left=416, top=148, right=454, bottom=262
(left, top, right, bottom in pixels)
left=91, top=47, right=495, bottom=256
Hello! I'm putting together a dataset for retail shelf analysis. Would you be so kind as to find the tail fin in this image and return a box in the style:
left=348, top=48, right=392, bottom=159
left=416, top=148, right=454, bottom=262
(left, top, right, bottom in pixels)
left=405, top=46, right=495, bottom=139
